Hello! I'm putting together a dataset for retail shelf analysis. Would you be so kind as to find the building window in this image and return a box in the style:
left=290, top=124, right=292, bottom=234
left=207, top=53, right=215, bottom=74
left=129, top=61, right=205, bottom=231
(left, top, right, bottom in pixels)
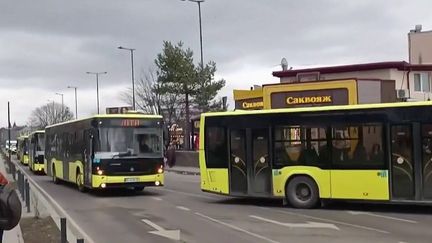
left=414, top=73, right=430, bottom=92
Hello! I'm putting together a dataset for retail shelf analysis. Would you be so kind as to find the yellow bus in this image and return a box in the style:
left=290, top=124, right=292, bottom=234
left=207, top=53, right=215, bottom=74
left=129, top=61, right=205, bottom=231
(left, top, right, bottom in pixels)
left=199, top=101, right=432, bottom=208
left=28, top=131, right=45, bottom=173
left=44, top=114, right=165, bottom=192
left=17, top=135, right=29, bottom=165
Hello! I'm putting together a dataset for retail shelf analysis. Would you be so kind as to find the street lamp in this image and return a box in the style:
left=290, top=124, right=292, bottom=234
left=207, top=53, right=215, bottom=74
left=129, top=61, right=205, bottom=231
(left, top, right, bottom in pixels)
left=67, top=86, right=78, bottom=119
left=118, top=46, right=136, bottom=110
left=181, top=0, right=205, bottom=69
left=181, top=0, right=205, bottom=150
left=86, top=71, right=107, bottom=114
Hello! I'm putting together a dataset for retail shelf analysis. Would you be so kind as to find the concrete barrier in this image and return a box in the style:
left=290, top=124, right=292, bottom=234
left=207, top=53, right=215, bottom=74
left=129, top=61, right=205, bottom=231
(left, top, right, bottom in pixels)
left=174, top=151, right=199, bottom=167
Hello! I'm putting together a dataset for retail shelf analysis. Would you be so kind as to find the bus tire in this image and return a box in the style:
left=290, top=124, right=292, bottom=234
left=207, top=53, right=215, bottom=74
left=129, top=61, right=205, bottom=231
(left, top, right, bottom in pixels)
left=285, top=176, right=319, bottom=209
left=52, top=166, right=59, bottom=184
left=76, top=171, right=86, bottom=192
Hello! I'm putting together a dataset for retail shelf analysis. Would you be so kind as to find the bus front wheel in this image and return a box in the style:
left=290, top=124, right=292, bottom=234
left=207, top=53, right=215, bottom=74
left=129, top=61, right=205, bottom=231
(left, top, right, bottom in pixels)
left=76, top=171, right=86, bottom=192
left=285, top=176, right=319, bottom=209
left=52, top=166, right=59, bottom=184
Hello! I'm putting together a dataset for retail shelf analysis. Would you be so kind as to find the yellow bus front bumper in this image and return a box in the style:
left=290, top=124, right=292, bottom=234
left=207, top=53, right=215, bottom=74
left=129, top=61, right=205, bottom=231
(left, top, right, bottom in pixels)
left=91, top=173, right=164, bottom=189
left=32, top=163, right=45, bottom=173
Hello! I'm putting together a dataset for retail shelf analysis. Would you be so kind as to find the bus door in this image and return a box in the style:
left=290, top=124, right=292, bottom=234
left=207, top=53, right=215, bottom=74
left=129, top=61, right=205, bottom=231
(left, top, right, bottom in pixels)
left=229, top=129, right=248, bottom=195
left=421, top=124, right=432, bottom=200
left=390, top=125, right=416, bottom=200
left=229, top=128, right=272, bottom=196
left=248, top=128, right=272, bottom=196
left=83, top=130, right=93, bottom=185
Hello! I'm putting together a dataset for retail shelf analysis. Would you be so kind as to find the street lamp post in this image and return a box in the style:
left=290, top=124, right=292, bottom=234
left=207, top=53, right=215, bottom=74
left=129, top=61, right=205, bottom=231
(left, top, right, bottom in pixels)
left=181, top=0, right=205, bottom=150
left=118, top=46, right=136, bottom=111
left=86, top=72, right=107, bottom=114
left=181, top=0, right=205, bottom=69
left=67, top=86, right=78, bottom=119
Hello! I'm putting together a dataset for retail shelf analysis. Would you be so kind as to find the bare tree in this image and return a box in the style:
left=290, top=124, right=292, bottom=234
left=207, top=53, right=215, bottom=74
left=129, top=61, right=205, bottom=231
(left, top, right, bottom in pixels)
left=28, top=102, right=74, bottom=129
left=121, top=68, right=183, bottom=125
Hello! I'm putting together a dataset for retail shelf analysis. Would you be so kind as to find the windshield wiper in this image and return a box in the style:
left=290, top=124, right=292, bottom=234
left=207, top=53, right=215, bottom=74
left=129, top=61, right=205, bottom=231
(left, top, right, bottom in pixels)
left=111, top=150, right=137, bottom=159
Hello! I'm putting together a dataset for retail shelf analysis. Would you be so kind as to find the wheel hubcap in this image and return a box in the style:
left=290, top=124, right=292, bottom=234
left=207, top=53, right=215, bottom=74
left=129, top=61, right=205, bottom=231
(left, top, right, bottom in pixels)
left=296, top=183, right=311, bottom=201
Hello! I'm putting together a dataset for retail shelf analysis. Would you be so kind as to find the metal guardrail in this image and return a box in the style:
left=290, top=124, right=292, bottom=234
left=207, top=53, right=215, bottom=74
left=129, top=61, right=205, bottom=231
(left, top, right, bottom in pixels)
left=1, top=150, right=94, bottom=243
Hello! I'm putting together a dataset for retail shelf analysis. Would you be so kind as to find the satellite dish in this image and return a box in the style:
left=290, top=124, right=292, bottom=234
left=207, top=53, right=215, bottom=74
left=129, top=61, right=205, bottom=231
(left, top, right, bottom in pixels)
left=281, top=58, right=288, bottom=71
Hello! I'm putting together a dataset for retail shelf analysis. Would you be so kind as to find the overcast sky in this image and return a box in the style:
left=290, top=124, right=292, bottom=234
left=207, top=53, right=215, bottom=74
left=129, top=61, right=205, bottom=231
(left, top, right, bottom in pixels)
left=1, top=0, right=431, bottom=127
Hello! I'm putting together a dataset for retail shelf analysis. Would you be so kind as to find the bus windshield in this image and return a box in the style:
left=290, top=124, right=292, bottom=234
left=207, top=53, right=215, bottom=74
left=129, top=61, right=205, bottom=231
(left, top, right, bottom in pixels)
left=98, top=127, right=162, bottom=158
left=23, top=139, right=28, bottom=152
left=37, top=134, right=45, bottom=151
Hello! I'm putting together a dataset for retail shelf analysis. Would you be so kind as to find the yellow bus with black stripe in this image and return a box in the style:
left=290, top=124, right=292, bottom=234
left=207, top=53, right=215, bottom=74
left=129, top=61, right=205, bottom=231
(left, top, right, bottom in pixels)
left=29, top=131, right=45, bottom=173
left=44, top=114, right=165, bottom=192
left=17, top=135, right=29, bottom=165
left=199, top=101, right=432, bottom=208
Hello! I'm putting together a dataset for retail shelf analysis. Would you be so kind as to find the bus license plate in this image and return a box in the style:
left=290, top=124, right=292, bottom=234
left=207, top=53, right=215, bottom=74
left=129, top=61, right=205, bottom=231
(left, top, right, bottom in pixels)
left=125, top=178, right=139, bottom=183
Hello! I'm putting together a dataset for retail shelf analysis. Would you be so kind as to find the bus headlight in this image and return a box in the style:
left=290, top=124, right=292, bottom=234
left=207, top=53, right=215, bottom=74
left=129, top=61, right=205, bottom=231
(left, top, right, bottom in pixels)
left=101, top=183, right=106, bottom=188
left=157, top=166, right=164, bottom=174
left=155, top=181, right=161, bottom=186
left=96, top=166, right=104, bottom=175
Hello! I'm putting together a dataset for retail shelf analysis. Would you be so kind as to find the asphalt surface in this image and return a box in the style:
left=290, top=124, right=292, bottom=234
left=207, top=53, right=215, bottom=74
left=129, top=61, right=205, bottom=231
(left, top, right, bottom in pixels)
left=9, top=157, right=432, bottom=243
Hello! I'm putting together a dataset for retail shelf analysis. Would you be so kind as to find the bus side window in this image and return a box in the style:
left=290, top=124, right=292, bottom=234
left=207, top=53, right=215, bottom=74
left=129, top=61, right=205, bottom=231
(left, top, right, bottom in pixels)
left=331, top=124, right=384, bottom=169
left=205, top=127, right=228, bottom=168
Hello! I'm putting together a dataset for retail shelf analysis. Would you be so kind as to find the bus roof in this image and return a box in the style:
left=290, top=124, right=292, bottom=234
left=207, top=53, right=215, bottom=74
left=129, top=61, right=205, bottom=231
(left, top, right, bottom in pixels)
left=202, top=101, right=432, bottom=118
left=45, top=113, right=163, bottom=129
left=29, top=130, right=45, bottom=136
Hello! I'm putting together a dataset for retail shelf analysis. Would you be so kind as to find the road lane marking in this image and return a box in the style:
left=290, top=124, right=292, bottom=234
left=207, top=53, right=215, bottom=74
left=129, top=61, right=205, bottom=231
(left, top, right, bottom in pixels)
left=195, top=212, right=280, bottom=243
left=347, top=211, right=417, bottom=224
left=176, top=206, right=191, bottom=211
left=159, top=188, right=216, bottom=200
left=258, top=207, right=389, bottom=234
left=152, top=197, right=163, bottom=201
left=141, top=219, right=181, bottom=241
left=250, top=215, right=340, bottom=230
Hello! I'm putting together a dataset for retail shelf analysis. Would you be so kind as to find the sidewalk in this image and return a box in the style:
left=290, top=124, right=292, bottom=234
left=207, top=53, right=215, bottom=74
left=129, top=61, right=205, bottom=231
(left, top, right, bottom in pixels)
left=165, top=166, right=200, bottom=175
left=0, top=156, right=25, bottom=243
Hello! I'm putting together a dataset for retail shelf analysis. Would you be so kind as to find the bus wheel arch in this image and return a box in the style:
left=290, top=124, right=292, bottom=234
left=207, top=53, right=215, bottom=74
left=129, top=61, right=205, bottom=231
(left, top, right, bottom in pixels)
left=284, top=174, right=320, bottom=209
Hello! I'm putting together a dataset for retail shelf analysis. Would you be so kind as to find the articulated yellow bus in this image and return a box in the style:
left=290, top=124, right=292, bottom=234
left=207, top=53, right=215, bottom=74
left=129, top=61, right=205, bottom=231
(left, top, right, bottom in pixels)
left=199, top=101, right=432, bottom=208
left=44, top=114, right=165, bottom=192
left=17, top=135, right=29, bottom=165
left=28, top=131, right=45, bottom=173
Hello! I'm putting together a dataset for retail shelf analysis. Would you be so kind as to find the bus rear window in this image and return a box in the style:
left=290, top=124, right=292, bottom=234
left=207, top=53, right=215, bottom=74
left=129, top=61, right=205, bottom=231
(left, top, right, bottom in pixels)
left=205, top=127, right=228, bottom=168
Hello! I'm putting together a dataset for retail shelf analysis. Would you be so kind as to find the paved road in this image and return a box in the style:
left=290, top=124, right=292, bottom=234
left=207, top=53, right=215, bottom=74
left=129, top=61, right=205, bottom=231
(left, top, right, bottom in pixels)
left=10, top=157, right=432, bottom=243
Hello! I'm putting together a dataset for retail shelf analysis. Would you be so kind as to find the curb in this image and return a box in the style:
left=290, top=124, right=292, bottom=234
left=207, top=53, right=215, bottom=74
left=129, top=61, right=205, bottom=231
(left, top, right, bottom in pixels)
left=165, top=168, right=200, bottom=176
